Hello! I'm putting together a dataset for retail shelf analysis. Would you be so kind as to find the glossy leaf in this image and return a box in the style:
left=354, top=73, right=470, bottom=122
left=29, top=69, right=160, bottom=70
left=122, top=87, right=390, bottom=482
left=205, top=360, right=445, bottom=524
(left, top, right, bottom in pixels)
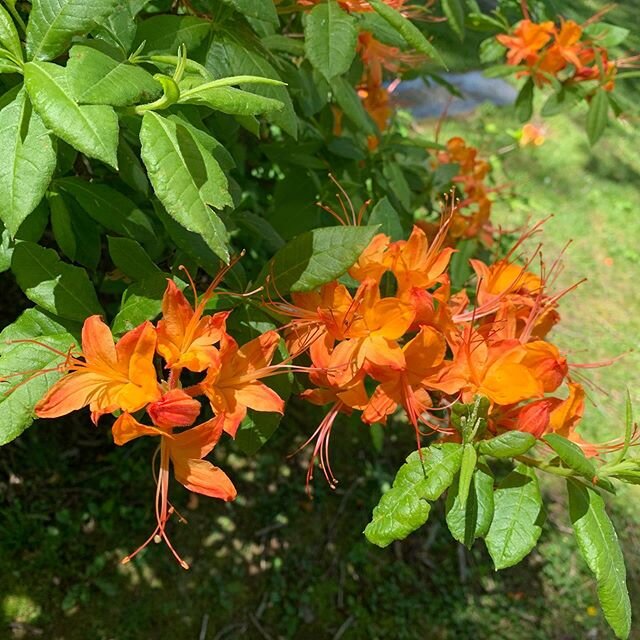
left=544, top=433, right=597, bottom=479
left=134, top=15, right=211, bottom=54
left=568, top=480, right=631, bottom=639
left=11, top=241, right=104, bottom=322
left=26, top=0, right=121, bottom=61
left=107, top=237, right=161, bottom=281
left=304, top=2, right=358, bottom=81
left=140, top=112, right=232, bottom=262
left=368, top=0, right=444, bottom=67
left=485, top=464, right=544, bottom=569
left=478, top=431, right=536, bottom=458
left=57, top=178, right=157, bottom=248
left=24, top=61, right=119, bottom=168
left=257, top=225, right=379, bottom=294
left=67, top=44, right=161, bottom=106
left=446, top=463, right=494, bottom=547
left=368, top=197, right=403, bottom=241
left=442, top=0, right=466, bottom=40
left=330, top=75, right=376, bottom=135
left=222, top=0, right=279, bottom=26
left=0, top=89, right=57, bottom=236
left=587, top=90, right=609, bottom=145
left=111, top=274, right=169, bottom=335
left=365, top=444, right=463, bottom=547
left=457, top=443, right=477, bottom=510
left=0, top=310, right=77, bottom=445
left=0, top=4, right=22, bottom=62
left=179, top=85, right=284, bottom=115
left=515, top=78, right=534, bottom=122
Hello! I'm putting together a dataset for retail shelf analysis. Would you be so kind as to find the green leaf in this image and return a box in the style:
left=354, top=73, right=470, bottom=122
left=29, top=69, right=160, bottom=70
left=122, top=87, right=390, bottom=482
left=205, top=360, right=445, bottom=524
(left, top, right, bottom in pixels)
left=140, top=112, right=232, bottom=262
left=365, top=444, right=463, bottom=547
left=568, top=481, right=631, bottom=639
left=179, top=84, right=283, bottom=115
left=367, top=0, right=445, bottom=67
left=111, top=274, right=169, bottom=335
left=478, top=431, right=537, bottom=458
left=587, top=90, right=609, bottom=145
left=442, top=0, right=465, bottom=40
left=11, top=242, right=104, bottom=322
left=26, top=0, right=121, bottom=61
left=257, top=225, right=379, bottom=294
left=544, top=433, right=597, bottom=478
left=206, top=24, right=297, bottom=137
left=0, top=310, right=77, bottom=445
left=368, top=197, right=403, bottom=241
left=134, top=16, right=211, bottom=54
left=449, top=238, right=477, bottom=289
left=0, top=89, right=57, bottom=236
left=0, top=4, right=23, bottom=63
left=67, top=44, right=161, bottom=106
left=222, top=0, right=279, bottom=27
left=515, top=78, right=534, bottom=122
left=446, top=462, right=494, bottom=547
left=457, top=443, right=477, bottom=510
left=56, top=178, right=157, bottom=248
left=49, top=191, right=101, bottom=270
left=541, top=87, right=582, bottom=117
left=584, top=23, right=629, bottom=48
left=24, top=61, right=119, bottom=168
left=330, top=75, right=376, bottom=135
left=107, top=237, right=161, bottom=281
left=304, top=1, right=358, bottom=81
left=485, top=464, right=544, bottom=570
left=0, top=204, right=48, bottom=274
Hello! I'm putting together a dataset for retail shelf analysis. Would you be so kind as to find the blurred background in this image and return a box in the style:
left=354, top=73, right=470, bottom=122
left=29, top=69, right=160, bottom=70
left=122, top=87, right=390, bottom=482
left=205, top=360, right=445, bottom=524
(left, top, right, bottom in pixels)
left=1, top=1, right=639, bottom=638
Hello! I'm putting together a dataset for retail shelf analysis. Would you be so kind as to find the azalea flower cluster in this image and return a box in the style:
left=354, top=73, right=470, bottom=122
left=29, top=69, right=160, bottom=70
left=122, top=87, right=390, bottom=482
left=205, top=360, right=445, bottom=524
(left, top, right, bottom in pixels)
left=277, top=216, right=607, bottom=491
left=428, top=136, right=496, bottom=243
left=497, top=17, right=619, bottom=92
left=30, top=273, right=287, bottom=568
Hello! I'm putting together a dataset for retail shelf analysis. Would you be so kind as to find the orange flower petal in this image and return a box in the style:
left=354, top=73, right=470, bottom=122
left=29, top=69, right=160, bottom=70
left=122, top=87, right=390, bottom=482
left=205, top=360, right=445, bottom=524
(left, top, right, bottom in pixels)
left=148, top=389, right=201, bottom=429
left=172, top=458, right=237, bottom=500
left=112, top=412, right=166, bottom=446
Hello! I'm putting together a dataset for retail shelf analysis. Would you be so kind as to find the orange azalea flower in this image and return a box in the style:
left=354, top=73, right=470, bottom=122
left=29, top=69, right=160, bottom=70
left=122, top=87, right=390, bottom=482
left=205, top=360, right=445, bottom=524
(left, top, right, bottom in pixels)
left=470, top=258, right=542, bottom=308
left=322, top=279, right=415, bottom=385
left=520, top=122, right=547, bottom=147
left=358, top=81, right=392, bottom=133
left=357, top=31, right=426, bottom=87
left=443, top=327, right=543, bottom=406
left=348, top=233, right=394, bottom=283
left=156, top=279, right=230, bottom=373
left=550, top=19, right=584, bottom=69
left=497, top=19, right=555, bottom=66
left=115, top=412, right=236, bottom=568
left=363, top=325, right=446, bottom=431
left=35, top=316, right=160, bottom=424
left=393, top=224, right=455, bottom=294
left=200, top=331, right=285, bottom=437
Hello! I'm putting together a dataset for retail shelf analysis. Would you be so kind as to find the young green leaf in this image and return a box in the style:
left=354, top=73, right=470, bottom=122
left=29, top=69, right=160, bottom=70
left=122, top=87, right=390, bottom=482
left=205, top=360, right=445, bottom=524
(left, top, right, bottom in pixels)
left=368, top=197, right=404, bottom=241
left=140, top=112, right=232, bottom=262
left=368, top=0, right=445, bottom=67
left=568, top=480, right=631, bottom=639
left=257, top=225, right=379, bottom=294
left=133, top=15, right=211, bottom=54
left=0, top=4, right=23, bottom=63
left=179, top=85, right=284, bottom=115
left=57, top=178, right=158, bottom=249
left=485, top=464, right=544, bottom=569
left=446, top=463, right=494, bottom=547
left=11, top=242, right=104, bottom=322
left=0, top=311, right=76, bottom=445
left=478, top=431, right=536, bottom=458
left=107, top=237, right=162, bottom=282
left=24, top=61, right=119, bottom=169
left=515, top=78, right=534, bottom=122
left=587, top=90, right=609, bottom=145
left=26, top=0, right=121, bottom=61
left=543, top=433, right=597, bottom=479
left=67, top=44, right=161, bottom=107
left=457, top=443, right=477, bottom=510
left=365, top=444, right=463, bottom=547
left=304, top=1, right=358, bottom=81
left=0, top=89, right=57, bottom=236
left=442, top=0, right=466, bottom=40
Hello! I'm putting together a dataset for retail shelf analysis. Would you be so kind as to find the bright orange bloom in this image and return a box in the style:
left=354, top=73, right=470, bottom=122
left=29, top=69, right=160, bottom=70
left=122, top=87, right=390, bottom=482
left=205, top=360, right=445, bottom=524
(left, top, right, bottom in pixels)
left=497, top=19, right=555, bottom=66
left=348, top=233, right=394, bottom=283
left=520, top=122, right=547, bottom=147
left=363, top=326, right=446, bottom=429
left=35, top=316, right=160, bottom=424
left=115, top=412, right=236, bottom=568
left=156, top=279, right=229, bottom=372
left=550, top=19, right=584, bottom=69
left=358, top=82, right=392, bottom=133
left=323, top=279, right=415, bottom=385
left=443, top=327, right=543, bottom=406
left=200, top=331, right=285, bottom=437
